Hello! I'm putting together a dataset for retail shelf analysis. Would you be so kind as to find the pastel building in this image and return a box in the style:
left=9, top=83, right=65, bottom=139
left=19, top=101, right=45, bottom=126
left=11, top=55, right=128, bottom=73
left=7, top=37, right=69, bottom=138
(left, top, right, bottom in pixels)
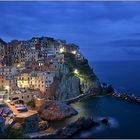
left=30, top=71, right=54, bottom=93
left=17, top=70, right=54, bottom=94
left=0, top=66, right=17, bottom=90
left=17, top=69, right=31, bottom=88
left=25, top=49, right=39, bottom=62
left=0, top=66, right=17, bottom=75
left=0, top=74, right=17, bottom=91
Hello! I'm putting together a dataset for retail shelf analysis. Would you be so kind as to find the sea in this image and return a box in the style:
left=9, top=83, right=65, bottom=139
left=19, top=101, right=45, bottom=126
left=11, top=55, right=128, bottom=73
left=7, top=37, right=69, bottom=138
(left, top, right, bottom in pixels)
left=52, top=61, right=140, bottom=139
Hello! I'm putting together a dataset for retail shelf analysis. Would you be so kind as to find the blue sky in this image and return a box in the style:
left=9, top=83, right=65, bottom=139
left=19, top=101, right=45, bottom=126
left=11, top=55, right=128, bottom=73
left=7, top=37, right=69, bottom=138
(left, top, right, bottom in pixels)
left=1, top=1, right=140, bottom=61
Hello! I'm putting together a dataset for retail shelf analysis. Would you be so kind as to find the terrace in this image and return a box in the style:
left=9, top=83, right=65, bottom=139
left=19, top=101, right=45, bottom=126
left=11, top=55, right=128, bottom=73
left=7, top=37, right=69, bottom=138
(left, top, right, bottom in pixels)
left=4, top=100, right=38, bottom=119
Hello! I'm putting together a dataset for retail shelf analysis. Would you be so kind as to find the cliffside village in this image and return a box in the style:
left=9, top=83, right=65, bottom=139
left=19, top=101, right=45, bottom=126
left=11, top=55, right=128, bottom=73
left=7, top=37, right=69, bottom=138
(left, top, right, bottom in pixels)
left=0, top=37, right=84, bottom=127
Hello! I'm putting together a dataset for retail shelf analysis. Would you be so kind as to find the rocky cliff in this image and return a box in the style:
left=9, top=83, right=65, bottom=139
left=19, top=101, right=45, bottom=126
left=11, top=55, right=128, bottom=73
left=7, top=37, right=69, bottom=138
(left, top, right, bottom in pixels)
left=52, top=52, right=102, bottom=101
left=80, top=76, right=102, bottom=94
left=55, top=74, right=80, bottom=101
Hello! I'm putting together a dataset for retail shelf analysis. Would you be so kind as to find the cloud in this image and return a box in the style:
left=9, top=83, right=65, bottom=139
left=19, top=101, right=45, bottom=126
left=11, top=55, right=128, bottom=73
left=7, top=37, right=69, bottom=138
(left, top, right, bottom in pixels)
left=124, top=47, right=140, bottom=56
left=106, top=39, right=140, bottom=48
left=1, top=2, right=140, bottom=60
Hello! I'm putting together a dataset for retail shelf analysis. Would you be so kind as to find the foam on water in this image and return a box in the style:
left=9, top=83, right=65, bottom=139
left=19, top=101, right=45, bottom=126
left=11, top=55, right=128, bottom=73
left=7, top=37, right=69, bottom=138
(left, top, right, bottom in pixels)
left=73, top=117, right=119, bottom=138
left=96, top=116, right=119, bottom=129
left=76, top=125, right=105, bottom=138
left=108, top=117, right=119, bottom=128
left=93, top=125, right=105, bottom=133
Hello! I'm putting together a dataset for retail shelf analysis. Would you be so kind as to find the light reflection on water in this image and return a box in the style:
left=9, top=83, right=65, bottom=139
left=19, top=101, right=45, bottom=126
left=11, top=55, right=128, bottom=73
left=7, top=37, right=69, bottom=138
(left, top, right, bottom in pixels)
left=50, top=96, right=140, bottom=138
left=50, top=97, right=119, bottom=130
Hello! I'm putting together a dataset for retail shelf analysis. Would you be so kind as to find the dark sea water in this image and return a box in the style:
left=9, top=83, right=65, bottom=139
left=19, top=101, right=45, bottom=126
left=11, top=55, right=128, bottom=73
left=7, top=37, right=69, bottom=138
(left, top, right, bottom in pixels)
left=59, top=61, right=140, bottom=139
left=50, top=61, right=140, bottom=138
left=91, top=61, right=140, bottom=95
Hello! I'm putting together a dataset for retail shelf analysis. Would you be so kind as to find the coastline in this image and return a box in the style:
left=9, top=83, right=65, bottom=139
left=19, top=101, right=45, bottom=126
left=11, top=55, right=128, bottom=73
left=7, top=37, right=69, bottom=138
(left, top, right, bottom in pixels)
left=25, top=89, right=140, bottom=138
left=64, top=89, right=140, bottom=106
left=26, top=117, right=100, bottom=139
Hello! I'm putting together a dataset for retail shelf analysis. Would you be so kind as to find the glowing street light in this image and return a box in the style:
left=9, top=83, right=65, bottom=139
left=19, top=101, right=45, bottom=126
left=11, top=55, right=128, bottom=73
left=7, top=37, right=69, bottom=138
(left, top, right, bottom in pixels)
left=60, top=48, right=64, bottom=53
left=74, top=69, right=79, bottom=74
left=72, top=50, right=76, bottom=55
left=17, top=64, right=20, bottom=68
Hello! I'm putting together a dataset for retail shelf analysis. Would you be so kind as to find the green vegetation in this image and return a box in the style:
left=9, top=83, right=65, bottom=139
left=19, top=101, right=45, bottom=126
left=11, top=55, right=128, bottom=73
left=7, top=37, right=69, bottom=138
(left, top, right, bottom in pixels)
left=64, top=52, right=96, bottom=81
left=27, top=100, right=35, bottom=108
left=0, top=126, right=29, bottom=139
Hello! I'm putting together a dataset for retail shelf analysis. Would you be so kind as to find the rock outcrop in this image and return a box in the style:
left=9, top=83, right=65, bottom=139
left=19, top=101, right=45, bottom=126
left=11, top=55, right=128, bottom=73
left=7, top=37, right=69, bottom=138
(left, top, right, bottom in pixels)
left=38, top=100, right=78, bottom=121
left=56, top=74, right=80, bottom=101
left=80, top=77, right=102, bottom=94
left=38, top=121, right=49, bottom=131
left=100, top=117, right=109, bottom=125
left=12, top=114, right=49, bottom=133
left=30, top=117, right=99, bottom=139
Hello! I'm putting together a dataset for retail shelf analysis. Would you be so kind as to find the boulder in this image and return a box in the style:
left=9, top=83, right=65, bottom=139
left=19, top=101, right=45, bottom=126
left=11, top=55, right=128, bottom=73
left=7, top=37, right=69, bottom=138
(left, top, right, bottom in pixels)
left=73, top=117, right=99, bottom=129
left=100, top=117, right=109, bottom=125
left=12, top=123, right=22, bottom=131
left=38, top=121, right=49, bottom=131
left=38, top=100, right=78, bottom=121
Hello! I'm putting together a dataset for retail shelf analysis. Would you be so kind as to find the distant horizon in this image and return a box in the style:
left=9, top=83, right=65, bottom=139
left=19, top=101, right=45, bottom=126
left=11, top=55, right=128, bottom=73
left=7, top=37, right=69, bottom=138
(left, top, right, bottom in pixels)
left=90, top=59, right=140, bottom=62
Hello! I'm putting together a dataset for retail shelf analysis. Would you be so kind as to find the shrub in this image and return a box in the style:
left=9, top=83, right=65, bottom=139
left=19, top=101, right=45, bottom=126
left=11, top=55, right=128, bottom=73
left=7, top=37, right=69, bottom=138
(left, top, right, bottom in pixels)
left=27, top=100, right=35, bottom=108
left=0, top=126, right=29, bottom=139
left=64, top=52, right=96, bottom=81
